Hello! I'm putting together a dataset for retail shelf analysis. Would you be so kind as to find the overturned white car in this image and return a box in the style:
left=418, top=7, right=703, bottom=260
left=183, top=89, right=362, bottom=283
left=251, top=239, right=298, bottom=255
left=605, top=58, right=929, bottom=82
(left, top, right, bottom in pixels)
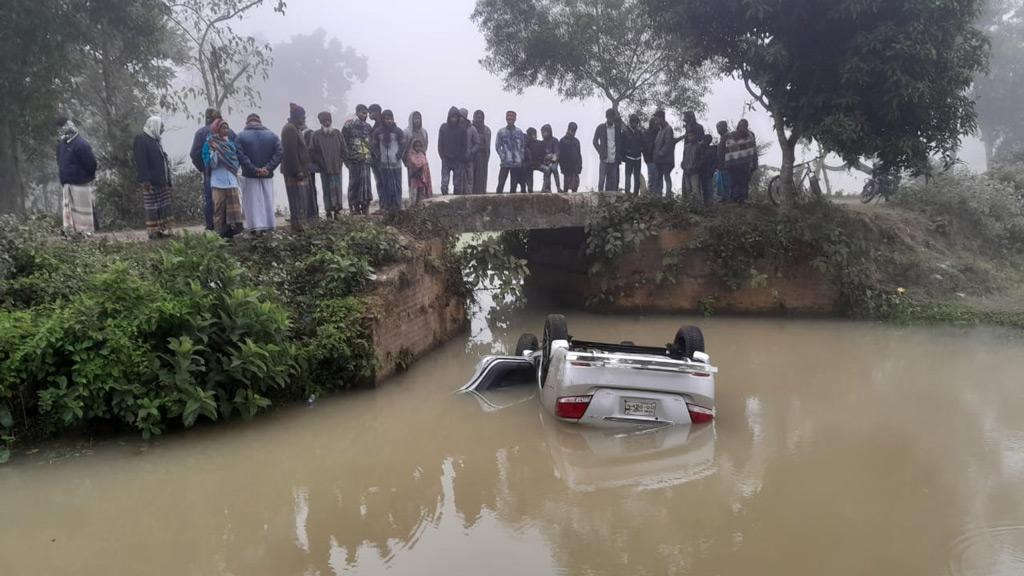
left=461, top=315, right=717, bottom=427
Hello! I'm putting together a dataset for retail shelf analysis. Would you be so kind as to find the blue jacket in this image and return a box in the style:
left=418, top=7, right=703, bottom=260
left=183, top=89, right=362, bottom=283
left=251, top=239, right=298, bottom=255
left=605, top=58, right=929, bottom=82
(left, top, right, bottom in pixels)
left=236, top=124, right=283, bottom=179
left=56, top=136, right=97, bottom=185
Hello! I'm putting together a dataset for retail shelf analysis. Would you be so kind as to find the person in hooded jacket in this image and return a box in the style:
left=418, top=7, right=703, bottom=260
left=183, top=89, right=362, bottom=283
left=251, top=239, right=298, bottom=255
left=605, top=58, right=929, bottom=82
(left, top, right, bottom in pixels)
left=373, top=109, right=407, bottom=212
left=623, top=114, right=646, bottom=195
left=524, top=127, right=548, bottom=193
left=236, top=113, right=283, bottom=233
left=472, top=110, right=492, bottom=194
left=437, top=107, right=466, bottom=195
left=55, top=116, right=98, bottom=233
left=134, top=116, right=173, bottom=239
left=559, top=122, right=583, bottom=193
left=540, top=124, right=562, bottom=193
left=460, top=108, right=480, bottom=195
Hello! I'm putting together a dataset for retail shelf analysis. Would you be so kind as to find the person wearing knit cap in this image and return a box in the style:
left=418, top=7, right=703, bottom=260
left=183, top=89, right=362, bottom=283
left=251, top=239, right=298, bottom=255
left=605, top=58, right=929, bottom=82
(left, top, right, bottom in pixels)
left=310, top=110, right=349, bottom=218
left=236, top=112, right=283, bottom=233
left=281, top=103, right=318, bottom=229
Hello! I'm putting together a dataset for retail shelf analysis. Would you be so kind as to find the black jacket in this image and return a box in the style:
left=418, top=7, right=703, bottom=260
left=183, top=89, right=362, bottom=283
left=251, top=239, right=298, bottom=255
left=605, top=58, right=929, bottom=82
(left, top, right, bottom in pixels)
left=623, top=126, right=646, bottom=160
left=133, top=133, right=171, bottom=189
left=559, top=136, right=583, bottom=175
left=56, top=136, right=98, bottom=185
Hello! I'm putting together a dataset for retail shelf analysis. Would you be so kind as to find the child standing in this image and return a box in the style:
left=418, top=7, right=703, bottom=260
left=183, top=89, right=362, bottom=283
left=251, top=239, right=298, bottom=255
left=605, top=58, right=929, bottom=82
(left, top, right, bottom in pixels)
left=405, top=139, right=433, bottom=205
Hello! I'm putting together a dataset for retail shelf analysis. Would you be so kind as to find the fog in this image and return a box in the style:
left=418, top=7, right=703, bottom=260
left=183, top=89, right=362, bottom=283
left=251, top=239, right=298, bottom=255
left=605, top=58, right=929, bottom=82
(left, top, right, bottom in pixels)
left=164, top=0, right=987, bottom=196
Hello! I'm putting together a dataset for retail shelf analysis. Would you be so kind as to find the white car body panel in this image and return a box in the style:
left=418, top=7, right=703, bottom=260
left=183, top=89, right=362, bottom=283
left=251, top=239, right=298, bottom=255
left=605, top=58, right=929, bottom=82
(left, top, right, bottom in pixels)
left=461, top=328, right=717, bottom=429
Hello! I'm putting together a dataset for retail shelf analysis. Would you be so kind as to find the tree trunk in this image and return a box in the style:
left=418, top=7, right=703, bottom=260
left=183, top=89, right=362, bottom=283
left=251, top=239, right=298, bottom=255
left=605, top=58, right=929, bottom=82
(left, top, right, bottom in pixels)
left=776, top=121, right=797, bottom=206
left=0, top=118, right=26, bottom=215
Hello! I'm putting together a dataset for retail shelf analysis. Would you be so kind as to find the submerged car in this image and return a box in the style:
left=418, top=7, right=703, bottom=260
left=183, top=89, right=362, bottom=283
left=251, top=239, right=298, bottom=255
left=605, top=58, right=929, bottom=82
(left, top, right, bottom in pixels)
left=461, top=315, right=717, bottom=427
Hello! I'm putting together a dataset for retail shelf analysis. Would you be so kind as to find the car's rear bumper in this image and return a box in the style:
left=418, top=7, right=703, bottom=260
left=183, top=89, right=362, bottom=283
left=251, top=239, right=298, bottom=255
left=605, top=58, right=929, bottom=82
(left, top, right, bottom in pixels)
left=574, top=388, right=692, bottom=427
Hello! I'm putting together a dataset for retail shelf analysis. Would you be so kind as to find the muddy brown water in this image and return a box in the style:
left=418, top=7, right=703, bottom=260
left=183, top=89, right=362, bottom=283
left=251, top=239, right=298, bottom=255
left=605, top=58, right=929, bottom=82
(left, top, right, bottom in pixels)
left=3, top=312, right=1024, bottom=576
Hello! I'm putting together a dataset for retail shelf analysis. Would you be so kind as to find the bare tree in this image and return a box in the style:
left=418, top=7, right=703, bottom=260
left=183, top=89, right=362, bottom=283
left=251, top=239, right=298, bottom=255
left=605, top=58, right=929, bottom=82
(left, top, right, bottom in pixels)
left=161, top=0, right=286, bottom=111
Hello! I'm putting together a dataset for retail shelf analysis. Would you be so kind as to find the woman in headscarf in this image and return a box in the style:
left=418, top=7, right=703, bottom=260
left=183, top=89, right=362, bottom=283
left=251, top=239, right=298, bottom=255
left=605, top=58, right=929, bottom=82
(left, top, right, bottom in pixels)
left=133, top=116, right=174, bottom=239
left=343, top=104, right=374, bottom=216
left=372, top=109, right=406, bottom=212
left=202, top=118, right=244, bottom=238
left=404, top=111, right=429, bottom=203
left=404, top=138, right=432, bottom=205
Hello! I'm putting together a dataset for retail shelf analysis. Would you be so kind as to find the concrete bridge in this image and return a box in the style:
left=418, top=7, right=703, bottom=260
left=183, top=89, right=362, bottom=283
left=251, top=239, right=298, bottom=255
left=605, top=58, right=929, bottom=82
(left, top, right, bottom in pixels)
left=413, top=191, right=616, bottom=233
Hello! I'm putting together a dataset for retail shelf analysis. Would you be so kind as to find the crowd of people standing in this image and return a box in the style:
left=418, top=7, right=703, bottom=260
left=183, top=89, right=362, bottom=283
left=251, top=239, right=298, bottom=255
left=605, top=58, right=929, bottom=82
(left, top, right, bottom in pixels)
left=52, top=103, right=760, bottom=240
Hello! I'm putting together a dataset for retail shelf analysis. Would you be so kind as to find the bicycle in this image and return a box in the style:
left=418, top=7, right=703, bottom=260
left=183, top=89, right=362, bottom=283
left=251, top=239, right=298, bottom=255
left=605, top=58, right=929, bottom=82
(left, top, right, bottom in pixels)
left=860, top=172, right=901, bottom=204
left=768, top=157, right=823, bottom=207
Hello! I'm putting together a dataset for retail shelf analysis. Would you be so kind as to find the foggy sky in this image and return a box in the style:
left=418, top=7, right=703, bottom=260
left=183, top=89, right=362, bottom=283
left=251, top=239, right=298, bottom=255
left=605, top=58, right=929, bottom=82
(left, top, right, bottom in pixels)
left=166, top=0, right=986, bottom=196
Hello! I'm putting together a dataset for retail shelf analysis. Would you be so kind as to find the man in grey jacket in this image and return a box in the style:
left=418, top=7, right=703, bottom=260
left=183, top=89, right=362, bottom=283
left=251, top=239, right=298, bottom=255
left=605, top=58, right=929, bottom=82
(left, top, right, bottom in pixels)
left=592, top=108, right=624, bottom=192
left=461, top=108, right=481, bottom=195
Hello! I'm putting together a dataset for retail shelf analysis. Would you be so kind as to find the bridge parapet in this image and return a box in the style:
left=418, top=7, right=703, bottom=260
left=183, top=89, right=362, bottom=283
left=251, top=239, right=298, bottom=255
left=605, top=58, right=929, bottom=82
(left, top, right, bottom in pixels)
left=413, top=191, right=617, bottom=233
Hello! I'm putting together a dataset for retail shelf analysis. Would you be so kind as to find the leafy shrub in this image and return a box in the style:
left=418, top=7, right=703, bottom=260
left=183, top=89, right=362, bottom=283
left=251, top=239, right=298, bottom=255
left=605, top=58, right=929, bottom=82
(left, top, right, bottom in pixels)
left=0, top=233, right=295, bottom=441
left=895, top=169, right=1024, bottom=255
left=94, top=163, right=205, bottom=230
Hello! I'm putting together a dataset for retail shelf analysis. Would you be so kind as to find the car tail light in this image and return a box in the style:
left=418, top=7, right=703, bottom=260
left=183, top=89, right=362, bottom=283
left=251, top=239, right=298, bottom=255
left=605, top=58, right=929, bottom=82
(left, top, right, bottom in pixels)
left=687, top=403, right=714, bottom=424
left=556, top=396, right=592, bottom=420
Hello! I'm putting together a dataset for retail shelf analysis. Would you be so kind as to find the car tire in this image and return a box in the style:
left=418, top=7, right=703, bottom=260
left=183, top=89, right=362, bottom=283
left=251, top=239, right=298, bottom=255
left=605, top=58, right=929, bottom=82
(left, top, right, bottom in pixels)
left=515, top=333, right=539, bottom=356
left=673, top=325, right=705, bottom=359
left=542, top=315, right=569, bottom=384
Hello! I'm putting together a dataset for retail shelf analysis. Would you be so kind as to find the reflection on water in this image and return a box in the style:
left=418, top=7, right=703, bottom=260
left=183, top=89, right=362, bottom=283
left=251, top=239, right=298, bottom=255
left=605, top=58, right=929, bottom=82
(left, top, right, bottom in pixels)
left=2, top=313, right=1024, bottom=575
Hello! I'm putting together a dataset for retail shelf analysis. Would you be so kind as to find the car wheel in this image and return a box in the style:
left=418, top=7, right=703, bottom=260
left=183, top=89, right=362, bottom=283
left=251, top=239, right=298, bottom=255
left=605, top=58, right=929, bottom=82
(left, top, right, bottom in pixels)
left=542, top=315, right=569, bottom=384
left=515, top=333, right=539, bottom=356
left=673, top=325, right=705, bottom=360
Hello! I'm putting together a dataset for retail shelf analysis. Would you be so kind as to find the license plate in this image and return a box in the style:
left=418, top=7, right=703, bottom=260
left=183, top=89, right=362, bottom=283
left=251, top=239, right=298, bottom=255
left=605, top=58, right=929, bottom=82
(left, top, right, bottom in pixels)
left=623, top=399, right=656, bottom=418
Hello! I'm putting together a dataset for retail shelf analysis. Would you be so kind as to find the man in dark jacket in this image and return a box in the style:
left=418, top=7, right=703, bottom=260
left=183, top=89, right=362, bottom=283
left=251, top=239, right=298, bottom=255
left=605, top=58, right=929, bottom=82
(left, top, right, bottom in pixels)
left=190, top=108, right=225, bottom=230
left=643, top=118, right=660, bottom=195
left=652, top=110, right=678, bottom=197
left=559, top=122, right=583, bottom=193
left=471, top=110, right=491, bottom=194
left=680, top=111, right=707, bottom=206
left=593, top=108, right=624, bottom=192
left=698, top=134, right=717, bottom=207
left=437, top=106, right=466, bottom=195
left=236, top=113, right=283, bottom=232
left=281, top=103, right=317, bottom=229
left=368, top=104, right=383, bottom=195
left=623, top=114, right=645, bottom=195
left=55, top=117, right=98, bottom=233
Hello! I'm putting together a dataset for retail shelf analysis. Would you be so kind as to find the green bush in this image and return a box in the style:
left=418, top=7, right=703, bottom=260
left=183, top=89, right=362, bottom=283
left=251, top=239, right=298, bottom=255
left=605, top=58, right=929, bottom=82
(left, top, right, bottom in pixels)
left=895, top=169, right=1024, bottom=255
left=0, top=234, right=295, bottom=441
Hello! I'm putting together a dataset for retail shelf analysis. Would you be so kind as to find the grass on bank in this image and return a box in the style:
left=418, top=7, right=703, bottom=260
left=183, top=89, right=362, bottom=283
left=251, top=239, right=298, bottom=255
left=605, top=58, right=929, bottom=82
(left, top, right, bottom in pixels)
left=582, top=166, right=1024, bottom=326
left=0, top=216, right=418, bottom=461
